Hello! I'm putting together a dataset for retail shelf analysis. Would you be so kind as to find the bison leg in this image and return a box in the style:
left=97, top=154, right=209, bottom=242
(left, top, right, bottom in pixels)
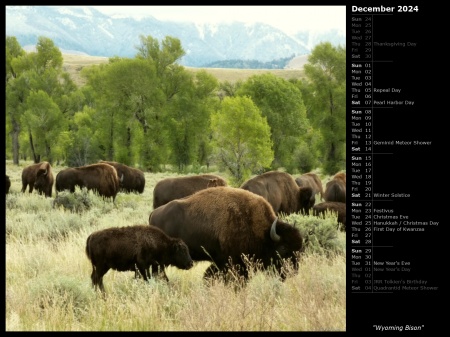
left=91, top=265, right=109, bottom=293
left=136, top=264, right=149, bottom=282
left=21, top=183, right=32, bottom=193
left=147, top=264, right=169, bottom=282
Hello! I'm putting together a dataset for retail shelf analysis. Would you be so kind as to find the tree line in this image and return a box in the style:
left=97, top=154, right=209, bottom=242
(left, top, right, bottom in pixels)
left=6, top=34, right=346, bottom=185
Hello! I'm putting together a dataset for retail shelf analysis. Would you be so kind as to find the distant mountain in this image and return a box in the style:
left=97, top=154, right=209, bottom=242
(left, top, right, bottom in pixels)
left=5, top=6, right=346, bottom=68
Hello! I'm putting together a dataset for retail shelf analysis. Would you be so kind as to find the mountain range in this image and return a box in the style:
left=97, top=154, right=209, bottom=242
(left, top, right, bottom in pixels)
left=5, top=6, right=346, bottom=68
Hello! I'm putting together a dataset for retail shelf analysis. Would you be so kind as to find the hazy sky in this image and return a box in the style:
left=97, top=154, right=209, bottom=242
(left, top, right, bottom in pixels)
left=91, top=6, right=346, bottom=35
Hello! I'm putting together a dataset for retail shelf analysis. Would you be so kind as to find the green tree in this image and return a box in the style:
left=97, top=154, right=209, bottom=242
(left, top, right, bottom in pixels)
left=136, top=35, right=185, bottom=78
left=21, top=90, right=66, bottom=163
left=82, top=35, right=192, bottom=171
left=66, top=106, right=101, bottom=166
left=6, top=36, right=26, bottom=164
left=166, top=70, right=219, bottom=171
left=6, top=36, right=79, bottom=164
left=210, top=96, right=273, bottom=186
left=236, top=73, right=310, bottom=171
left=303, top=42, right=346, bottom=174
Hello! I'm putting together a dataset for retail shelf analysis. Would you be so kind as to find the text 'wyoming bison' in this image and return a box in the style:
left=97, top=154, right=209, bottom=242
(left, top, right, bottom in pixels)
left=99, top=160, right=145, bottom=194
left=55, top=163, right=121, bottom=202
left=152, top=174, right=228, bottom=210
left=85, top=225, right=193, bottom=294
left=149, top=186, right=303, bottom=282
left=21, top=161, right=54, bottom=198
left=240, top=171, right=313, bottom=215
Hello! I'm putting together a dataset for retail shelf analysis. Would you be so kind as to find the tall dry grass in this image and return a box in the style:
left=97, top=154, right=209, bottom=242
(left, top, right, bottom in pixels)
left=5, top=161, right=345, bottom=331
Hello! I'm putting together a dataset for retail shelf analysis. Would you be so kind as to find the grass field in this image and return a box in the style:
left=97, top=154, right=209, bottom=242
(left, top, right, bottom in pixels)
left=62, top=53, right=306, bottom=87
left=6, top=160, right=345, bottom=331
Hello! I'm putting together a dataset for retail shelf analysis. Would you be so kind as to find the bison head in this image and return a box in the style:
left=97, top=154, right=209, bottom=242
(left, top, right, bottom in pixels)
left=172, top=240, right=194, bottom=270
left=298, top=186, right=314, bottom=213
left=34, top=168, right=48, bottom=190
left=269, top=218, right=303, bottom=279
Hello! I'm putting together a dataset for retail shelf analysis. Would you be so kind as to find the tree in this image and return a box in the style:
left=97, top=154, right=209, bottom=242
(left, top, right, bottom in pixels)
left=64, top=106, right=102, bottom=166
left=166, top=70, right=219, bottom=171
left=21, top=90, right=66, bottom=163
left=6, top=36, right=26, bottom=164
left=6, top=36, right=79, bottom=164
left=236, top=73, right=310, bottom=171
left=210, top=96, right=273, bottom=186
left=303, top=42, right=346, bottom=174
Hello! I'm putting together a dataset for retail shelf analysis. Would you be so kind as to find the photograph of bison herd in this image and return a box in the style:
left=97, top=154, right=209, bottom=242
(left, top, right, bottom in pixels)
left=6, top=161, right=346, bottom=331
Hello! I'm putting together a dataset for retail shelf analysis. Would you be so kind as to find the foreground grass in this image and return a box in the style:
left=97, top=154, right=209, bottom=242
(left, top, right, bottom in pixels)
left=5, top=161, right=345, bottom=331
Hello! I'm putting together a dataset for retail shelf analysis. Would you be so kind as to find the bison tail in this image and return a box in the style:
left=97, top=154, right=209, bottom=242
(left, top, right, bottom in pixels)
left=85, top=235, right=92, bottom=260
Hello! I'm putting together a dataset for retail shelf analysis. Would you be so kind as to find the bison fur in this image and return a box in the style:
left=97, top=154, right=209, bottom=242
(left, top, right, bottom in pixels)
left=149, top=186, right=303, bottom=283
left=100, top=161, right=145, bottom=194
left=240, top=171, right=313, bottom=215
left=55, top=163, right=120, bottom=202
left=324, top=172, right=346, bottom=203
left=153, top=174, right=227, bottom=209
left=295, top=172, right=324, bottom=204
left=6, top=175, right=11, bottom=194
left=21, top=161, right=54, bottom=198
left=85, top=224, right=193, bottom=293
left=312, top=201, right=346, bottom=231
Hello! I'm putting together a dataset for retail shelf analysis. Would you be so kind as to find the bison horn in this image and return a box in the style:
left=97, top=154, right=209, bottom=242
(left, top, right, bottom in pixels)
left=270, top=218, right=281, bottom=242
left=43, top=169, right=47, bottom=175
left=120, top=174, right=124, bottom=182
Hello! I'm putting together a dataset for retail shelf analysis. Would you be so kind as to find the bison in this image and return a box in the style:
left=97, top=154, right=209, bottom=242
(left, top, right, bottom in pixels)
left=240, top=171, right=313, bottom=215
left=99, top=161, right=145, bottom=194
left=152, top=174, right=228, bottom=209
left=21, top=161, right=54, bottom=198
left=324, top=172, right=346, bottom=203
left=295, top=172, right=324, bottom=205
left=85, top=224, right=194, bottom=293
left=6, top=175, right=11, bottom=194
left=55, top=163, right=121, bottom=202
left=312, top=201, right=346, bottom=230
left=149, top=186, right=303, bottom=282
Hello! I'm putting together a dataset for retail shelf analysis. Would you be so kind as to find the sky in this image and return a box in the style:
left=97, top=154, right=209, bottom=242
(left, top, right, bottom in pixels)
left=91, top=6, right=346, bottom=35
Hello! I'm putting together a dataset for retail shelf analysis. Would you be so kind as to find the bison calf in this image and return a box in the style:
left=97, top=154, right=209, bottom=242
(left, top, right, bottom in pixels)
left=85, top=225, right=194, bottom=293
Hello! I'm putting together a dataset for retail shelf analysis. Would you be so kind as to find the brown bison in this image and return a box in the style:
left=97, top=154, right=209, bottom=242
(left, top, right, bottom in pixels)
left=21, top=161, right=54, bottom=198
left=295, top=172, right=324, bottom=205
left=85, top=225, right=194, bottom=293
left=240, top=171, right=313, bottom=215
left=6, top=175, right=11, bottom=194
left=333, top=172, right=346, bottom=184
left=324, top=172, right=346, bottom=203
left=149, top=186, right=303, bottom=282
left=152, top=174, right=228, bottom=209
left=55, top=163, right=121, bottom=202
left=99, top=161, right=145, bottom=194
left=312, top=201, right=346, bottom=230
